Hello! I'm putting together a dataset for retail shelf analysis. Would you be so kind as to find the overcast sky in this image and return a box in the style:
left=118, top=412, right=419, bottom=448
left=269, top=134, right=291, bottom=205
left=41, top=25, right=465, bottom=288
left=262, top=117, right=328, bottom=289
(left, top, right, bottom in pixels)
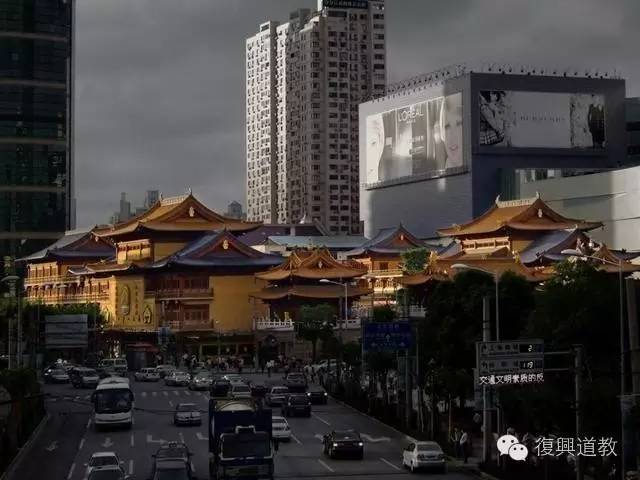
left=74, top=0, right=640, bottom=227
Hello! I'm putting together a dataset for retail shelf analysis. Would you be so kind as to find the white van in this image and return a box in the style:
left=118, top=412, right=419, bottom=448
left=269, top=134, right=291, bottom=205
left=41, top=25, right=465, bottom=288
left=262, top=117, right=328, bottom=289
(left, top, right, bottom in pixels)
left=99, top=358, right=128, bottom=375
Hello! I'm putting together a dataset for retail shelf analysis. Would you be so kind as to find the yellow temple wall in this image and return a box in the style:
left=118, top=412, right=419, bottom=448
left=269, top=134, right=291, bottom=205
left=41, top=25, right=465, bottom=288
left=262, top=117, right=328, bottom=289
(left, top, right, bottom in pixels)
left=111, top=275, right=156, bottom=329
left=153, top=242, right=188, bottom=261
left=211, top=276, right=268, bottom=332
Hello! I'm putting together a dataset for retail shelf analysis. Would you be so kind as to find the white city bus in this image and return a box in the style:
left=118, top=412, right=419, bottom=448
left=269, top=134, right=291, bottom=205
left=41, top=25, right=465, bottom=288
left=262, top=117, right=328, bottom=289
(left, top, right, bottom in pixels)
left=92, top=381, right=135, bottom=430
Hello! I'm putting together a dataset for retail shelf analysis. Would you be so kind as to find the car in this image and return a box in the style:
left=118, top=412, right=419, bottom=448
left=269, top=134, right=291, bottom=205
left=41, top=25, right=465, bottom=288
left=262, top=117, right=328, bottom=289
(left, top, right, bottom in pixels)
left=87, top=465, right=130, bottom=480
left=134, top=367, right=160, bottom=382
left=44, top=367, right=70, bottom=383
left=323, top=430, right=364, bottom=459
left=250, top=382, right=267, bottom=398
left=189, top=372, right=213, bottom=390
left=222, top=373, right=243, bottom=383
left=282, top=393, right=311, bottom=417
left=99, top=376, right=130, bottom=386
left=402, top=441, right=446, bottom=473
left=271, top=416, right=292, bottom=442
left=210, top=379, right=231, bottom=397
left=306, top=386, right=328, bottom=405
left=165, top=370, right=191, bottom=387
left=284, top=373, right=307, bottom=393
left=155, top=364, right=176, bottom=379
left=265, top=386, right=289, bottom=406
left=151, top=442, right=194, bottom=480
left=85, top=452, right=123, bottom=478
left=229, top=383, right=252, bottom=399
left=173, top=403, right=202, bottom=426
left=70, top=367, right=100, bottom=388
left=98, top=358, right=128, bottom=375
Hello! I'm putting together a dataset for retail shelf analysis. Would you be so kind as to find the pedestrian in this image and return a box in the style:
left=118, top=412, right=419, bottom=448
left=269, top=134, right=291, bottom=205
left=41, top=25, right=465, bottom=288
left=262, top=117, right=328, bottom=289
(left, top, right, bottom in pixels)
left=238, top=357, right=243, bottom=374
left=460, top=429, right=470, bottom=464
left=267, top=360, right=272, bottom=378
left=450, top=427, right=462, bottom=459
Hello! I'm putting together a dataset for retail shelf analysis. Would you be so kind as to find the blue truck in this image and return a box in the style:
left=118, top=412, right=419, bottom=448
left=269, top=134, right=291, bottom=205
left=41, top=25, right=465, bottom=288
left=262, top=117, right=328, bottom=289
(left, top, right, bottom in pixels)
left=208, top=398, right=274, bottom=480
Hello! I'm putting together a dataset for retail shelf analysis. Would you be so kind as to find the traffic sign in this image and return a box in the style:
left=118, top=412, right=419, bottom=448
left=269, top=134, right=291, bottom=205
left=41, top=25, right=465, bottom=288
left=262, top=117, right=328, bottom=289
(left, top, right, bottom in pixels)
left=476, top=339, right=544, bottom=385
left=363, top=321, right=412, bottom=351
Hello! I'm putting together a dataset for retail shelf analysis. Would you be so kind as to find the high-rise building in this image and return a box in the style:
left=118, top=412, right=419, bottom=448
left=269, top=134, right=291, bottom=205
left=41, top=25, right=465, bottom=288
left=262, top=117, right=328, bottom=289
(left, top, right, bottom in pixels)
left=225, top=201, right=246, bottom=220
left=144, top=189, right=160, bottom=209
left=0, top=0, right=75, bottom=260
left=246, top=0, right=386, bottom=234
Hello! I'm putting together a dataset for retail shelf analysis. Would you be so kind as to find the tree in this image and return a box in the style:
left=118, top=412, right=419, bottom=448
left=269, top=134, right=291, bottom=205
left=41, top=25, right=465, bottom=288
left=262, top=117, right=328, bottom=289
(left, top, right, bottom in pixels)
left=297, top=304, right=335, bottom=362
left=401, top=248, right=429, bottom=274
left=372, top=305, right=396, bottom=322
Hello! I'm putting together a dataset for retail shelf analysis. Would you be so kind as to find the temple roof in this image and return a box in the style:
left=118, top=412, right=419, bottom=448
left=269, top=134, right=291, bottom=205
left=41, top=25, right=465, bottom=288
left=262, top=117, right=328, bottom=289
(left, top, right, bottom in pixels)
left=93, top=193, right=260, bottom=238
left=255, top=248, right=368, bottom=281
left=149, top=230, right=282, bottom=269
left=250, top=284, right=372, bottom=300
left=238, top=223, right=325, bottom=246
left=437, top=196, right=603, bottom=238
left=266, top=235, right=368, bottom=251
left=343, top=224, right=429, bottom=257
left=19, top=229, right=114, bottom=263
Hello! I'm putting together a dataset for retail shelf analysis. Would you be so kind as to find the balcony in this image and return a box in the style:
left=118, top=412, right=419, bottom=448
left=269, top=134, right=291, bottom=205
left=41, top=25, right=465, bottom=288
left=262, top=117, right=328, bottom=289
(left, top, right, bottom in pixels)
left=254, top=317, right=361, bottom=331
left=365, top=268, right=404, bottom=278
left=26, top=291, right=109, bottom=303
left=147, top=288, right=214, bottom=300
left=24, top=274, right=79, bottom=286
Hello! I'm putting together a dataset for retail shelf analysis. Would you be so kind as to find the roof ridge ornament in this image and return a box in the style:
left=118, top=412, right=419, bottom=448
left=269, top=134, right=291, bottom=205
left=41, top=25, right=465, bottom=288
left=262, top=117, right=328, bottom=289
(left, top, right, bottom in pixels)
left=496, top=197, right=537, bottom=208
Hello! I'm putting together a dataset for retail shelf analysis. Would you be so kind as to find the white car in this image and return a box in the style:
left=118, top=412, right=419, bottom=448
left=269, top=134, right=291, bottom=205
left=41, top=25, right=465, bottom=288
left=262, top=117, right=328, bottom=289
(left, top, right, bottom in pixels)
left=223, top=373, right=243, bottom=383
left=134, top=368, right=160, bottom=382
left=271, top=416, right=291, bottom=441
left=85, top=452, right=123, bottom=477
left=99, top=376, right=130, bottom=386
left=230, top=383, right=251, bottom=399
left=173, top=403, right=202, bottom=426
left=165, top=370, right=190, bottom=386
left=402, top=441, right=446, bottom=473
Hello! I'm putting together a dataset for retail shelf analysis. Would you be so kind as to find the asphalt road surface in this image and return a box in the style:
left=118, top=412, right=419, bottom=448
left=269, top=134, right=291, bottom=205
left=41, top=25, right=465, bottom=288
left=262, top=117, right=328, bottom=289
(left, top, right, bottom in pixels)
left=10, top=372, right=478, bottom=480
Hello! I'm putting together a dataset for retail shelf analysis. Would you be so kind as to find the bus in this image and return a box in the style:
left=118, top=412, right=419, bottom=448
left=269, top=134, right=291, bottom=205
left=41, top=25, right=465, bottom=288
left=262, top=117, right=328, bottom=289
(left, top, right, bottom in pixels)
left=92, top=381, right=135, bottom=430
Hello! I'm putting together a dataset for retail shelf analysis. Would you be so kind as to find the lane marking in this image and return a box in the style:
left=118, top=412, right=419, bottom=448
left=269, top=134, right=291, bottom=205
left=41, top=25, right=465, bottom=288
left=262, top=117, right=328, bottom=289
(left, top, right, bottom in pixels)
left=312, top=413, right=331, bottom=426
left=196, top=432, right=208, bottom=441
left=141, top=392, right=147, bottom=398
left=361, top=433, right=391, bottom=443
left=179, top=432, right=185, bottom=443
left=314, top=434, right=324, bottom=442
left=152, top=391, right=157, bottom=397
left=317, top=459, right=334, bottom=473
left=128, top=459, right=134, bottom=475
left=191, top=461, right=196, bottom=473
left=291, top=434, right=302, bottom=445
left=86, top=419, right=92, bottom=429
left=66, top=463, right=75, bottom=480
left=173, top=391, right=180, bottom=396
left=169, top=400, right=174, bottom=407
left=184, top=391, right=191, bottom=396
left=130, top=434, right=135, bottom=447
left=78, top=437, right=85, bottom=450
left=132, top=418, right=135, bottom=426
left=194, top=392, right=202, bottom=397
left=163, top=391, right=168, bottom=397
left=74, top=396, right=79, bottom=401
left=380, top=457, right=402, bottom=471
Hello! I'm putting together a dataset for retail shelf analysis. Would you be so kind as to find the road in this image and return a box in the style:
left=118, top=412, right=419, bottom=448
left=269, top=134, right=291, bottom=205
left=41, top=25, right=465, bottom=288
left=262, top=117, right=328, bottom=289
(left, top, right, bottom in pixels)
left=10, top=372, right=478, bottom=480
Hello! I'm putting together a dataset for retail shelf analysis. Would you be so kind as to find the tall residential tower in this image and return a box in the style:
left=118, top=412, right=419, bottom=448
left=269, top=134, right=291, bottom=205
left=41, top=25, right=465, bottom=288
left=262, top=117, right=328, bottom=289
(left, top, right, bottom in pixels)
left=0, top=0, right=75, bottom=260
left=246, top=0, right=386, bottom=234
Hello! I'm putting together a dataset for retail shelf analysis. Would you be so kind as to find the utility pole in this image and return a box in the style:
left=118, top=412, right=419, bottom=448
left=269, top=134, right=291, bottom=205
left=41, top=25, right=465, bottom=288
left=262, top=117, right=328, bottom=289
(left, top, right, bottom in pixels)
left=482, top=296, right=492, bottom=465
left=625, top=278, right=639, bottom=473
left=405, top=349, right=411, bottom=428
left=574, top=345, right=584, bottom=480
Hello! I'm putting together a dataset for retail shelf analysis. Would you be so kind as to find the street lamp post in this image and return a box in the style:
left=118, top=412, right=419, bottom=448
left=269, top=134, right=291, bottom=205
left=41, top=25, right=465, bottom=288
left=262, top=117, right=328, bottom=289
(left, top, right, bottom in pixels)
left=561, top=249, right=626, bottom=478
left=1, top=275, right=20, bottom=369
left=320, top=279, right=348, bottom=382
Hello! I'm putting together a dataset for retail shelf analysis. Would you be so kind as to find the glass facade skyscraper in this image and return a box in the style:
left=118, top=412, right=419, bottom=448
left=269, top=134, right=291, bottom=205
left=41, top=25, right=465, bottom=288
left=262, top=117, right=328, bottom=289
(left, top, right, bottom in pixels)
left=0, top=0, right=74, bottom=260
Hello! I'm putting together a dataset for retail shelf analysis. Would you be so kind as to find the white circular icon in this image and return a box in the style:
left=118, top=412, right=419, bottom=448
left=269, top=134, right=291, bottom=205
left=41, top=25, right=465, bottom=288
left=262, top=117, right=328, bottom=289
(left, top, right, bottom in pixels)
left=508, top=443, right=529, bottom=461
left=496, top=434, right=519, bottom=456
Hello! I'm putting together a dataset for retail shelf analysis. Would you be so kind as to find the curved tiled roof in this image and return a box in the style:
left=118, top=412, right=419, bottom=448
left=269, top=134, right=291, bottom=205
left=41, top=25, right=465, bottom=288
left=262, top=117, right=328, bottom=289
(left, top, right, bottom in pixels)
left=256, top=248, right=368, bottom=281
left=250, top=284, right=372, bottom=300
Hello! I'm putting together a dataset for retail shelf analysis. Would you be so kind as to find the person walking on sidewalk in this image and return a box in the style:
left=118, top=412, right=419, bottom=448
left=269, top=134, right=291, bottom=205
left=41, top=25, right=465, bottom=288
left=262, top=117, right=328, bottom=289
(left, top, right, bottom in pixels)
left=450, top=427, right=462, bottom=459
left=460, top=428, right=471, bottom=464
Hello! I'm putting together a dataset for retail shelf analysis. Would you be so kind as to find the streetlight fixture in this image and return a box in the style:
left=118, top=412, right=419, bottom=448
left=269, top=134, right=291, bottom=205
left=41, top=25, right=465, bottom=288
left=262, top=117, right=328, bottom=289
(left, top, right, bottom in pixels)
left=561, top=248, right=627, bottom=477
left=319, top=278, right=348, bottom=381
left=1, top=275, right=20, bottom=369
left=450, top=264, right=501, bottom=341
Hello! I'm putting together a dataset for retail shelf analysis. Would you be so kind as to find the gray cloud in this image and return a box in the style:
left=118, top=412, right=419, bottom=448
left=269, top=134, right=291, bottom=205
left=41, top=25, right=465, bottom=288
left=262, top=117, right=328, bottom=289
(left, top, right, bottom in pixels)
left=75, top=0, right=639, bottom=226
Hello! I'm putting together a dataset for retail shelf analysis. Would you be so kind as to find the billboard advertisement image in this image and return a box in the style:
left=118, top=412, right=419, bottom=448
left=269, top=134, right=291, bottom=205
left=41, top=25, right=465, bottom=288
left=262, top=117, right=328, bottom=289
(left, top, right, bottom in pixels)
left=365, top=92, right=463, bottom=184
left=478, top=91, right=605, bottom=149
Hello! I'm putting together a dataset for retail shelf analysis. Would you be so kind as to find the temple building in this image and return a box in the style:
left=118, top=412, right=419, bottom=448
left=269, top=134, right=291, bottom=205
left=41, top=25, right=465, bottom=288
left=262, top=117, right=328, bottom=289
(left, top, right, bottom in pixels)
left=250, top=248, right=371, bottom=359
left=402, top=196, right=640, bottom=287
left=22, top=193, right=283, bottom=361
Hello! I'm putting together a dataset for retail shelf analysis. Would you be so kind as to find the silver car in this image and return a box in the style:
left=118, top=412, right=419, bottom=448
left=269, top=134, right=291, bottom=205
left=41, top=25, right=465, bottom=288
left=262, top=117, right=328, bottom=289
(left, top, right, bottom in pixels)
left=165, top=370, right=190, bottom=386
left=266, top=386, right=290, bottom=406
left=230, top=383, right=252, bottom=399
left=173, top=403, right=201, bottom=426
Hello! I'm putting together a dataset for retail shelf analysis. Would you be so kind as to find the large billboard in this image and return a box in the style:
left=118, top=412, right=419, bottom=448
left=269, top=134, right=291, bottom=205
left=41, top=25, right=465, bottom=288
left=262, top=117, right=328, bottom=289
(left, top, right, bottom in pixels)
left=365, top=92, right=463, bottom=184
left=45, top=314, right=88, bottom=349
left=478, top=91, right=606, bottom=149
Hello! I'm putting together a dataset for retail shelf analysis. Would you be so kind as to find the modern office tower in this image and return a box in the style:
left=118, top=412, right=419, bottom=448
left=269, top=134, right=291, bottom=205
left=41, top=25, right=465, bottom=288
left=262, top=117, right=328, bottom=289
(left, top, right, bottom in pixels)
left=246, top=0, right=386, bottom=234
left=225, top=201, right=245, bottom=220
left=144, top=190, right=160, bottom=209
left=0, top=0, right=75, bottom=259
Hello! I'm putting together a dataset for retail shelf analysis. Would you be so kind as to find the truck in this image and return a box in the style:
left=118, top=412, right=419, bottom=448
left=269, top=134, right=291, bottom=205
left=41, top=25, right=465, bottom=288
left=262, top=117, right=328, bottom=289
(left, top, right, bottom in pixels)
left=208, top=397, right=274, bottom=480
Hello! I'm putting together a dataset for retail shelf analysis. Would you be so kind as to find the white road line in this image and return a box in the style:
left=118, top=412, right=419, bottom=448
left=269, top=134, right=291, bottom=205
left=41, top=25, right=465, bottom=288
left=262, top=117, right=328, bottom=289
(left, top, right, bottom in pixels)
left=184, top=391, right=191, bottom=396
left=141, top=392, right=147, bottom=398
left=132, top=418, right=135, bottom=426
left=66, top=463, right=75, bottom=480
left=312, top=413, right=331, bottom=426
left=128, top=460, right=134, bottom=475
left=191, top=461, right=196, bottom=473
left=163, top=391, right=168, bottom=397
left=291, top=434, right=302, bottom=445
left=86, top=419, right=92, bottom=429
left=173, top=391, right=180, bottom=396
left=194, top=391, right=202, bottom=397
left=317, top=459, right=334, bottom=473
left=169, top=400, right=174, bottom=407
left=74, top=396, right=79, bottom=401
left=152, top=391, right=157, bottom=397
left=79, top=437, right=85, bottom=450
left=380, top=457, right=402, bottom=471
left=179, top=432, right=185, bottom=443
left=130, top=434, right=135, bottom=447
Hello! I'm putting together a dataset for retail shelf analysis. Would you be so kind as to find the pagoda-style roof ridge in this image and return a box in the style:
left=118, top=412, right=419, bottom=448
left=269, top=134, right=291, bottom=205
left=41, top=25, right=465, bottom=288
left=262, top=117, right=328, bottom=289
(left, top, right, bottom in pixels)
left=94, top=193, right=260, bottom=238
left=256, top=248, right=368, bottom=281
left=343, top=224, right=427, bottom=257
left=18, top=228, right=114, bottom=263
left=175, top=229, right=265, bottom=260
left=437, top=196, right=602, bottom=237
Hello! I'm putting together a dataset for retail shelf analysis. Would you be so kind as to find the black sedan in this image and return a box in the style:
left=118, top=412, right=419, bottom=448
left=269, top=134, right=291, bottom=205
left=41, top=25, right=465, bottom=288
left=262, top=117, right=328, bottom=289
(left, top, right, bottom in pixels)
left=284, top=373, right=307, bottom=393
left=43, top=367, right=69, bottom=384
left=323, top=430, right=364, bottom=459
left=210, top=379, right=231, bottom=397
left=306, top=386, right=328, bottom=405
left=281, top=394, right=311, bottom=417
left=250, top=382, right=267, bottom=398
